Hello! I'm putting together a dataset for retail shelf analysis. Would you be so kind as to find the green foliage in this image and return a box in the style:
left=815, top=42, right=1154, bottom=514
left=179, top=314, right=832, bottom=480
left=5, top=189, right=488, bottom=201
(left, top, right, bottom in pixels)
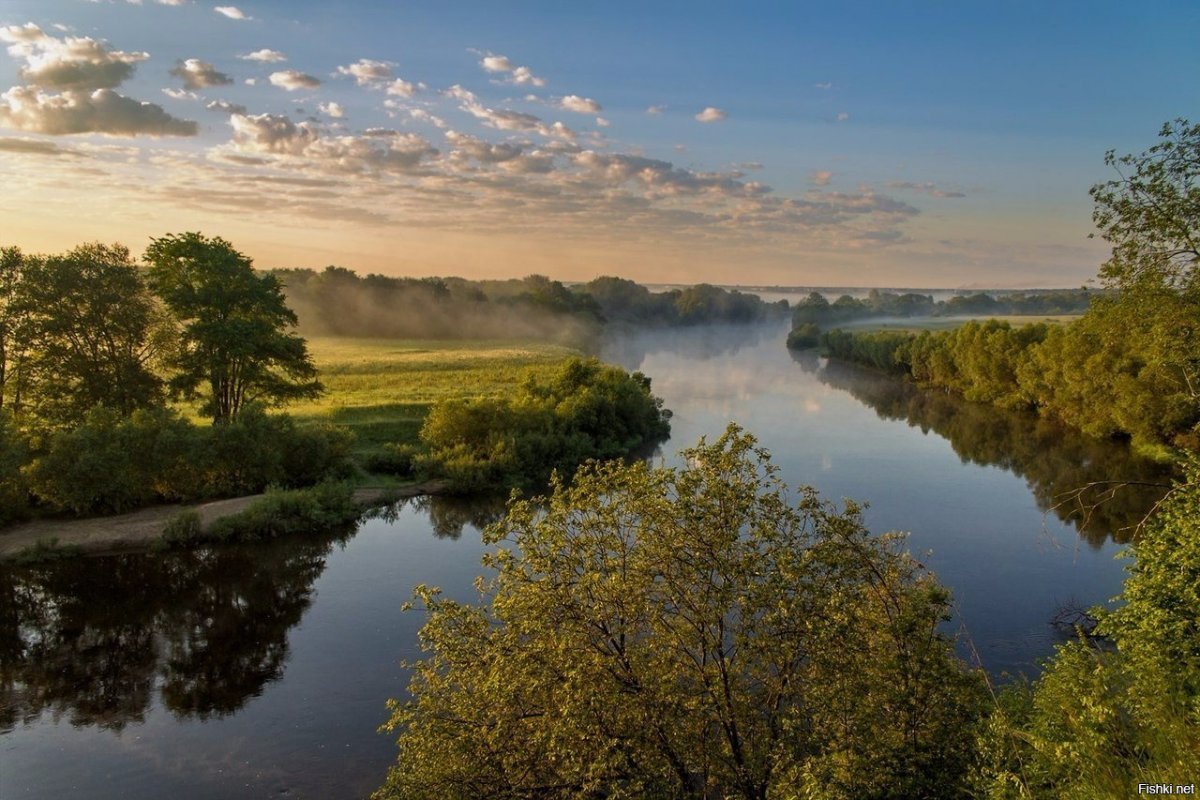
left=26, top=406, right=194, bottom=515
left=145, top=232, right=323, bottom=424
left=161, top=508, right=204, bottom=545
left=822, top=315, right=1199, bottom=449
left=202, top=482, right=358, bottom=543
left=973, top=457, right=1200, bottom=797
left=0, top=242, right=167, bottom=426
left=23, top=405, right=353, bottom=516
left=0, top=409, right=30, bottom=525
left=791, top=289, right=1091, bottom=328
left=363, top=442, right=420, bottom=478
left=417, top=357, right=671, bottom=492
left=378, top=427, right=985, bottom=800
left=785, top=321, right=821, bottom=349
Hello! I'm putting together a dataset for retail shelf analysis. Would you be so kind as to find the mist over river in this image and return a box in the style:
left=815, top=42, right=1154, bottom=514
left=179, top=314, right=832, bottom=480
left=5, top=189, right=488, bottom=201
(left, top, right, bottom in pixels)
left=0, top=321, right=1167, bottom=800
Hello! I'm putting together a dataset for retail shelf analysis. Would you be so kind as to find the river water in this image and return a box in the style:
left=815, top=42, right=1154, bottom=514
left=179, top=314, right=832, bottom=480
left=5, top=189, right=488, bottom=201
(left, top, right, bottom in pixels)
left=0, top=321, right=1169, bottom=799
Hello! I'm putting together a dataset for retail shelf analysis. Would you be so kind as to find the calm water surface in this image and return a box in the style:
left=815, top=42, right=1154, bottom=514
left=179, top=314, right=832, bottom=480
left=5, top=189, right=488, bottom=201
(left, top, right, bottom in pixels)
left=0, top=322, right=1168, bottom=799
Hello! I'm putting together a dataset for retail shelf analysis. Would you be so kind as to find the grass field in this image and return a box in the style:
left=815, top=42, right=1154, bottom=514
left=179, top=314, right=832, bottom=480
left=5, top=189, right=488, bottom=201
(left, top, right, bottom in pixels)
left=286, top=338, right=580, bottom=456
left=838, top=314, right=1083, bottom=333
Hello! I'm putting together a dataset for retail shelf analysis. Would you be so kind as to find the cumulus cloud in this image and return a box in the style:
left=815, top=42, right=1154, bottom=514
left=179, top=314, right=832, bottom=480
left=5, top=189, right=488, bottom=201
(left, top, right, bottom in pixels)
left=814, top=82, right=832, bottom=90
left=162, top=87, right=199, bottom=100
left=206, top=99, right=247, bottom=114
left=239, top=48, right=285, bottom=63
left=319, top=101, right=344, bottom=118
left=885, top=180, right=966, bottom=198
left=447, top=84, right=575, bottom=141
left=646, top=105, right=665, bottom=115
left=0, top=23, right=148, bottom=91
left=0, top=85, right=198, bottom=136
left=811, top=170, right=833, bottom=186
left=478, top=52, right=545, bottom=87
left=560, top=95, right=601, bottom=115
left=695, top=106, right=726, bottom=123
left=214, top=6, right=250, bottom=20
left=409, top=108, right=447, bottom=129
left=269, top=70, right=321, bottom=91
left=169, top=58, right=232, bottom=89
left=836, top=112, right=850, bottom=122
left=227, top=111, right=437, bottom=173
left=336, top=59, right=415, bottom=97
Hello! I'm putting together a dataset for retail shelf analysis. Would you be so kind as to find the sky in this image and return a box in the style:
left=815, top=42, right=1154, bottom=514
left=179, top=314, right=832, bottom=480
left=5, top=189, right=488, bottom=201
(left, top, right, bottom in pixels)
left=0, top=1, right=1196, bottom=287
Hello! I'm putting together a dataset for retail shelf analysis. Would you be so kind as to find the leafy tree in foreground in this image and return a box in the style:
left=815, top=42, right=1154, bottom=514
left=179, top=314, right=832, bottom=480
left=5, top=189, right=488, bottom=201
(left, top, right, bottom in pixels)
left=1090, top=119, right=1200, bottom=432
left=973, top=456, right=1200, bottom=798
left=378, top=426, right=985, bottom=800
left=144, top=232, right=322, bottom=424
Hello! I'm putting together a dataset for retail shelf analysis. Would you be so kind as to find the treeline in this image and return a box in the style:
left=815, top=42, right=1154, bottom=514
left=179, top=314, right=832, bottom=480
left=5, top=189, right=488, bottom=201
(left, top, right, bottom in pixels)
left=818, top=310, right=1200, bottom=452
left=791, top=287, right=1094, bottom=327
left=274, top=268, right=787, bottom=342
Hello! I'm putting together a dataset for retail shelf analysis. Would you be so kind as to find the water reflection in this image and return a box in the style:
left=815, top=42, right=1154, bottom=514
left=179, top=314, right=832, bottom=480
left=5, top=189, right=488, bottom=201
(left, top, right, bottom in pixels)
left=794, top=350, right=1172, bottom=545
left=0, top=525, right=353, bottom=733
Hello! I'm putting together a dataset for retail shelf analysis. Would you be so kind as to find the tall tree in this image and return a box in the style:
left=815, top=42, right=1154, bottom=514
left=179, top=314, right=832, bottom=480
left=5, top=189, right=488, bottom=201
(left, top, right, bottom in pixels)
left=13, top=243, right=166, bottom=425
left=144, top=232, right=322, bottom=424
left=0, top=246, right=28, bottom=414
left=1090, top=119, right=1200, bottom=412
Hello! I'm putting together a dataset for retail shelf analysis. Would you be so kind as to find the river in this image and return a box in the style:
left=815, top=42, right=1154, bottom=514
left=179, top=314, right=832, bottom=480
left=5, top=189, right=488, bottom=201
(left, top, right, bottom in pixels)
left=0, top=321, right=1169, bottom=799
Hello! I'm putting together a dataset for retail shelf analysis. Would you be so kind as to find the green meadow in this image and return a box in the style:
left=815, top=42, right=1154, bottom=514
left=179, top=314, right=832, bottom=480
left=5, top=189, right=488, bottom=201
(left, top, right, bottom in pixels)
left=285, top=338, right=580, bottom=457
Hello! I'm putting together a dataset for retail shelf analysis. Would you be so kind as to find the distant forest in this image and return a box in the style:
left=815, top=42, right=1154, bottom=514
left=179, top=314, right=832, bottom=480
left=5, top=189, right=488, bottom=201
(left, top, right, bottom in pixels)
left=791, top=288, right=1096, bottom=327
left=271, top=269, right=790, bottom=342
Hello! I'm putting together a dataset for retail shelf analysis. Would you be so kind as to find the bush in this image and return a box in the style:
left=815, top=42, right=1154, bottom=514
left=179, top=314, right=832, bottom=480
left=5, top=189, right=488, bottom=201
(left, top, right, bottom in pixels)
left=26, top=406, right=196, bottom=515
left=786, top=322, right=821, bottom=349
left=203, top=482, right=358, bottom=542
left=418, top=358, right=671, bottom=492
left=161, top=508, right=203, bottom=545
left=363, top=443, right=421, bottom=478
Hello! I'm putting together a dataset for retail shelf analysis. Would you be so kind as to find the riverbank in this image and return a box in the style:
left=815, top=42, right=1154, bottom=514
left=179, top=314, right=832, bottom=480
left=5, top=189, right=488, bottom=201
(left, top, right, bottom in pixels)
left=0, top=480, right=447, bottom=562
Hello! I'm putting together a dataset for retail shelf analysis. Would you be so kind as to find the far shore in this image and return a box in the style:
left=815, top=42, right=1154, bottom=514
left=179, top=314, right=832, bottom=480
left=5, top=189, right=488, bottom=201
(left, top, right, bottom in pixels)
left=0, top=481, right=447, bottom=562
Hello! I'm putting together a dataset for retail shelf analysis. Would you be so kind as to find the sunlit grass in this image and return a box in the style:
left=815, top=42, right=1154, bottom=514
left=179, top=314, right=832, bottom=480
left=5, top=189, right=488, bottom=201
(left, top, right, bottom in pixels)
left=288, top=337, right=579, bottom=453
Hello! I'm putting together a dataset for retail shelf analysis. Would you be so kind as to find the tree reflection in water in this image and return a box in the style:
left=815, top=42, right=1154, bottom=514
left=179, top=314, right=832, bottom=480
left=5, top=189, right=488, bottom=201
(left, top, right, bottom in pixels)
left=0, top=524, right=354, bottom=732
left=791, top=350, right=1172, bottom=547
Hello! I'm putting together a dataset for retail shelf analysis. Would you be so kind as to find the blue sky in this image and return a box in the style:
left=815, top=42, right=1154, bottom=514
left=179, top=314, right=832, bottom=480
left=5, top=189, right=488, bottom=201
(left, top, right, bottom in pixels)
left=1, top=0, right=1196, bottom=286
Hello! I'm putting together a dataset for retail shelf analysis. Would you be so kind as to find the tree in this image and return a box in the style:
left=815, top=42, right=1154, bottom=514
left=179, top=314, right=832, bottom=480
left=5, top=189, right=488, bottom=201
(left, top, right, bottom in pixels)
left=144, top=232, right=322, bottom=424
left=11, top=243, right=167, bottom=425
left=378, top=427, right=985, bottom=800
left=1090, top=119, right=1200, bottom=426
left=0, top=246, right=29, bottom=414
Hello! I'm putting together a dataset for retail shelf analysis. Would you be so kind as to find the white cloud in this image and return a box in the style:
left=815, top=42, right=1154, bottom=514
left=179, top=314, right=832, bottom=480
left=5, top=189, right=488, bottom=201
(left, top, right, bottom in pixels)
left=386, top=79, right=415, bottom=97
left=227, top=111, right=438, bottom=173
left=446, top=83, right=574, bottom=140
left=244, top=77, right=256, bottom=86
left=206, top=99, right=246, bottom=114
left=694, top=107, right=726, bottom=123
left=836, top=112, right=850, bottom=122
left=814, top=82, right=832, bottom=90
left=214, top=6, right=250, bottom=21
left=811, top=170, right=833, bottom=186
left=1, top=23, right=148, bottom=91
left=319, top=101, right=344, bottom=118
left=239, top=48, right=285, bottom=63
left=169, top=58, right=232, bottom=89
left=560, top=95, right=601, bottom=115
left=646, top=104, right=665, bottom=115
left=269, top=70, right=321, bottom=91
left=0, top=85, right=197, bottom=136
left=337, top=58, right=393, bottom=86
left=409, top=108, right=447, bottom=129
left=477, top=52, right=545, bottom=87
left=596, top=117, right=610, bottom=128
left=162, top=87, right=199, bottom=100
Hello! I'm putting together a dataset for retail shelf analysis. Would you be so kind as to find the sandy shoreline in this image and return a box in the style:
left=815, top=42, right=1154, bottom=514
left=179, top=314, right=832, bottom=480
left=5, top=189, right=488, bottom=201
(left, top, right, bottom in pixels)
left=0, top=482, right=445, bottom=561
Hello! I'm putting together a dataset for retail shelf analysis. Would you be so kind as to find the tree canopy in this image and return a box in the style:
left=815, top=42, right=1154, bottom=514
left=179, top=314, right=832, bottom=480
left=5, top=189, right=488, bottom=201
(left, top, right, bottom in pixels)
left=145, top=232, right=322, bottom=424
left=378, top=427, right=984, bottom=800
